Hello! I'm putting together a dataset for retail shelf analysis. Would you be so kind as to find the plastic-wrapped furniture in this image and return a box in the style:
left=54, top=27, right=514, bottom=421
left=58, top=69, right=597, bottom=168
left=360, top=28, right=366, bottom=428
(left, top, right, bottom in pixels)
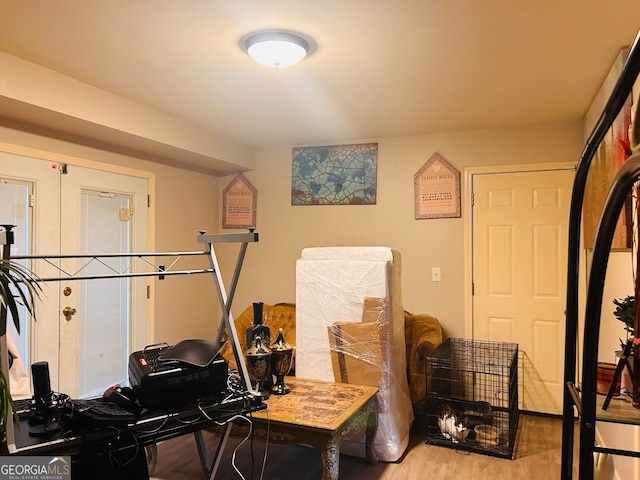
left=223, top=303, right=443, bottom=416
left=295, top=246, right=412, bottom=462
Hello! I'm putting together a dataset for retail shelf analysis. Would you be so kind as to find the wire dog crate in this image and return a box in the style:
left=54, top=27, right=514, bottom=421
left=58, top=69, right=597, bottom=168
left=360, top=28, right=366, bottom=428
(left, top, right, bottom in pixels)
left=424, top=338, right=519, bottom=459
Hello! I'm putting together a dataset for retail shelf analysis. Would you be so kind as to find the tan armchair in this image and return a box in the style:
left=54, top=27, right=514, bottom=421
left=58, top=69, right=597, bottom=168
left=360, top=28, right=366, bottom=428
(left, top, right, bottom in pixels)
left=222, top=303, right=443, bottom=413
left=222, top=303, right=297, bottom=370
left=404, top=311, right=443, bottom=413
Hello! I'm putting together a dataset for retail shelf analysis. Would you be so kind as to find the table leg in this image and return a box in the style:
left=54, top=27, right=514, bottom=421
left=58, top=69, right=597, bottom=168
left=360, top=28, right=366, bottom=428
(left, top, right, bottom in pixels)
left=194, top=423, right=233, bottom=480
left=365, top=410, right=378, bottom=465
left=145, top=443, right=158, bottom=475
left=194, top=431, right=210, bottom=475
left=209, top=423, right=234, bottom=480
left=321, top=440, right=340, bottom=480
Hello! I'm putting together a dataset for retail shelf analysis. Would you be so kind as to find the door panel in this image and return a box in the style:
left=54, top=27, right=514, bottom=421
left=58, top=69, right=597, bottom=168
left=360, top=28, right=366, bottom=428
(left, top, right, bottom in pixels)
left=0, top=154, right=148, bottom=398
left=0, top=155, right=60, bottom=391
left=78, top=191, right=131, bottom=396
left=472, top=168, right=573, bottom=414
left=0, top=180, right=33, bottom=362
left=59, top=165, right=148, bottom=398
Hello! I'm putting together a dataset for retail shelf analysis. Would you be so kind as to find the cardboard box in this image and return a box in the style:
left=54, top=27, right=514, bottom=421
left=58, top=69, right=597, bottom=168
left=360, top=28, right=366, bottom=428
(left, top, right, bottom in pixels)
left=361, top=297, right=387, bottom=324
left=328, top=321, right=383, bottom=387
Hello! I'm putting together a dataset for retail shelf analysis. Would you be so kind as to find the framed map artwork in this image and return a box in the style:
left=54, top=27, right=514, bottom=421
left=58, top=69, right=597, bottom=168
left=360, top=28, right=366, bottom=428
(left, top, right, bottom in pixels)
left=291, top=143, right=378, bottom=205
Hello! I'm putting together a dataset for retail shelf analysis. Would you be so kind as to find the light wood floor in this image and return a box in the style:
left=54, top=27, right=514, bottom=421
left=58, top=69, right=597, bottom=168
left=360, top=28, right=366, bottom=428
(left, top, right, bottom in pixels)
left=150, top=414, right=578, bottom=479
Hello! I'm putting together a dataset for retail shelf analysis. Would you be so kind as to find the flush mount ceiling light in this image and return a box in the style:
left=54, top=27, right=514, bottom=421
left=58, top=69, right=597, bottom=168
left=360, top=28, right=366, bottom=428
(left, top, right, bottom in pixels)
left=244, top=31, right=309, bottom=68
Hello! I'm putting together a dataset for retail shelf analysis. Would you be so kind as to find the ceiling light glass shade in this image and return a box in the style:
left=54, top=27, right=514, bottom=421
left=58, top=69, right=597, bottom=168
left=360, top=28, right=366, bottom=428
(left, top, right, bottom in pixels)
left=245, top=32, right=309, bottom=68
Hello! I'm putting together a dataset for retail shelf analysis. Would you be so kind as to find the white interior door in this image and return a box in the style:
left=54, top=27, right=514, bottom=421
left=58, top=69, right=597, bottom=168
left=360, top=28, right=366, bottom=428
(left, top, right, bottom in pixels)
left=59, top=165, right=148, bottom=398
left=471, top=166, right=574, bottom=414
left=0, top=153, right=149, bottom=399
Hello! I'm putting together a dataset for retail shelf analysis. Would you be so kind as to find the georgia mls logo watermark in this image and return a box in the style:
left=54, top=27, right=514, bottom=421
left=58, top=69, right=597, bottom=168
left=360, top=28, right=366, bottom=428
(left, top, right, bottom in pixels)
left=0, top=456, right=70, bottom=480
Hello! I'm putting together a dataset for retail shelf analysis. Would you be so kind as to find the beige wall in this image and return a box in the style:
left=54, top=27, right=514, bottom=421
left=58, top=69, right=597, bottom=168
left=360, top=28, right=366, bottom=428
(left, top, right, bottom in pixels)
left=0, top=120, right=585, bottom=341
left=220, top=121, right=584, bottom=338
left=0, top=126, right=221, bottom=345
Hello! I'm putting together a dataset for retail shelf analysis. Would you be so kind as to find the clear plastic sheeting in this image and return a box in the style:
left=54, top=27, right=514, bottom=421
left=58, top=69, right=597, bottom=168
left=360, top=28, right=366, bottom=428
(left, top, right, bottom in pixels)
left=328, top=300, right=385, bottom=387
left=296, top=246, right=412, bottom=462
left=7, top=332, right=30, bottom=400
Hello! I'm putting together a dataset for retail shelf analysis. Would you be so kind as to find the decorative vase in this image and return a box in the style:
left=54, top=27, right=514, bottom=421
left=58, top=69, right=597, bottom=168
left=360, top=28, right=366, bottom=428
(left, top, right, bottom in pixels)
left=270, top=328, right=294, bottom=395
left=246, top=302, right=272, bottom=390
left=245, top=335, right=272, bottom=397
left=246, top=302, right=270, bottom=348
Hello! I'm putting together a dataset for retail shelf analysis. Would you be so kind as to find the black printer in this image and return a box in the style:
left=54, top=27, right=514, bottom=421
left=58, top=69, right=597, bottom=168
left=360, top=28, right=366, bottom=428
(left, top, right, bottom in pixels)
left=128, top=339, right=228, bottom=408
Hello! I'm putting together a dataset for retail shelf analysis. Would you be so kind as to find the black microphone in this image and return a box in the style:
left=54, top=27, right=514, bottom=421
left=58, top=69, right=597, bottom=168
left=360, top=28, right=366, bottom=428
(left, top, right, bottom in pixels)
left=31, top=361, right=53, bottom=403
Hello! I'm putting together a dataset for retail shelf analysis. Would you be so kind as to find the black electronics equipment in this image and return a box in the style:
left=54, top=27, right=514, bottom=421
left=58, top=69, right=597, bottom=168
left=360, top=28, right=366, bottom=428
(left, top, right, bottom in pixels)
left=67, top=398, right=139, bottom=427
left=128, top=340, right=228, bottom=408
left=27, top=361, right=69, bottom=431
left=31, top=361, right=53, bottom=402
left=102, top=385, right=143, bottom=415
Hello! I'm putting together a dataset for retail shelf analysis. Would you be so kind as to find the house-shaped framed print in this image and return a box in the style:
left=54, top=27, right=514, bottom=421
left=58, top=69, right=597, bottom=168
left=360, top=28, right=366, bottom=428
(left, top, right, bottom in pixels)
left=222, top=173, right=257, bottom=229
left=414, top=152, right=461, bottom=219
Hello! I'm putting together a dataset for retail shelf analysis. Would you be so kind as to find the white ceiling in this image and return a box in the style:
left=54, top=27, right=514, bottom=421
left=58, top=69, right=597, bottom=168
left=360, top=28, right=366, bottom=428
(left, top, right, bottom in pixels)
left=0, top=1, right=639, bottom=169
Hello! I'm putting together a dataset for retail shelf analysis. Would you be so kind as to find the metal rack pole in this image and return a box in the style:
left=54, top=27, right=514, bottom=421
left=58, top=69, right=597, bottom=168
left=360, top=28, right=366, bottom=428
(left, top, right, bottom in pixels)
left=561, top=30, right=640, bottom=480
left=197, top=230, right=259, bottom=397
left=578, top=154, right=640, bottom=479
left=0, top=226, right=259, bottom=397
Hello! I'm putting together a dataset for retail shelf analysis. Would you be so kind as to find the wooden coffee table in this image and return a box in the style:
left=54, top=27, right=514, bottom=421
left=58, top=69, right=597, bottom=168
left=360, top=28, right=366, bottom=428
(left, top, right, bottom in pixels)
left=210, top=377, right=379, bottom=480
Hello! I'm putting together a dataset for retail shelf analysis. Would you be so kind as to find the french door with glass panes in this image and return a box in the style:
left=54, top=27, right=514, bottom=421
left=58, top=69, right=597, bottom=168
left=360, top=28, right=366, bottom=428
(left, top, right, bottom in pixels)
left=0, top=152, right=149, bottom=398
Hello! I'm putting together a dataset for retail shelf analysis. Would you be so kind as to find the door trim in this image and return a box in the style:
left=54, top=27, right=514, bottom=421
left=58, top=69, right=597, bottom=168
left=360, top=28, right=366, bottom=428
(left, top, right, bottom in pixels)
left=463, top=162, right=576, bottom=338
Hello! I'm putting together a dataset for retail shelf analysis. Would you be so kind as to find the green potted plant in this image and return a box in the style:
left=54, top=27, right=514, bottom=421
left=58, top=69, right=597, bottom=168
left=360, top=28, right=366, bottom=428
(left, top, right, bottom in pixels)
left=613, top=295, right=635, bottom=337
left=0, top=256, right=41, bottom=440
left=612, top=295, right=636, bottom=395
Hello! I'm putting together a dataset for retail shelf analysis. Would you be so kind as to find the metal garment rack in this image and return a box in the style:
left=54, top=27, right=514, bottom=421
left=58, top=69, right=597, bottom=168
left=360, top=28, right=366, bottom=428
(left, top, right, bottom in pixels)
left=561, top=31, right=640, bottom=480
left=0, top=226, right=259, bottom=396
left=1, top=226, right=260, bottom=478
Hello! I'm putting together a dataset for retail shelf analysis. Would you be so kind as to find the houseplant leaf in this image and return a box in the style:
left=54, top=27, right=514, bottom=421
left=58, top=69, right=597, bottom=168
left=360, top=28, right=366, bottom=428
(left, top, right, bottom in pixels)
left=0, top=258, right=41, bottom=441
left=613, top=295, right=635, bottom=333
left=0, top=259, right=42, bottom=336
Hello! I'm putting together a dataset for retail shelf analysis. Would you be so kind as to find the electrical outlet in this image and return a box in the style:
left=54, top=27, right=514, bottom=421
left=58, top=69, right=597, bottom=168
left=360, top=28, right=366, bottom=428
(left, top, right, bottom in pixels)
left=432, top=267, right=441, bottom=282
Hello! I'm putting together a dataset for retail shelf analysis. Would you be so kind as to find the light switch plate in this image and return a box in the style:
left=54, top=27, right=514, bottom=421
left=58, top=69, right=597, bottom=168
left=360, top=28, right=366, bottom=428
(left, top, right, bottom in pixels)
left=432, top=267, right=441, bottom=282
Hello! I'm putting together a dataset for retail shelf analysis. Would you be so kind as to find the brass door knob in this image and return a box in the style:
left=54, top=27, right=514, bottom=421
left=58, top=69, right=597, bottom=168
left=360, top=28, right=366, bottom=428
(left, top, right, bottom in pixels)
left=63, top=306, right=76, bottom=321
